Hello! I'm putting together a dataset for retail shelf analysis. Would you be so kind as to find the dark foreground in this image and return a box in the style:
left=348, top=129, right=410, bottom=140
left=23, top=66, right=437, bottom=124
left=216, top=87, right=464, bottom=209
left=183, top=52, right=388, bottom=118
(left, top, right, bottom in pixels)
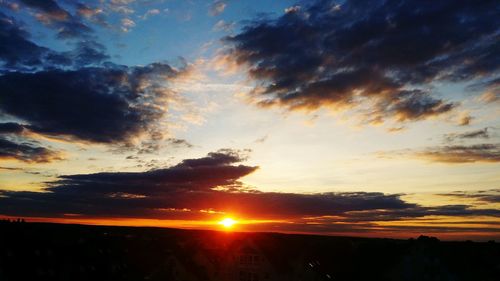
left=0, top=221, right=499, bottom=281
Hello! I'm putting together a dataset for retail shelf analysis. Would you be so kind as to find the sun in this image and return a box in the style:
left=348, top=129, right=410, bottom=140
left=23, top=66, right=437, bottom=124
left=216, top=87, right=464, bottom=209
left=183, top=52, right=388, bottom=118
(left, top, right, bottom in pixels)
left=219, top=217, right=237, bottom=229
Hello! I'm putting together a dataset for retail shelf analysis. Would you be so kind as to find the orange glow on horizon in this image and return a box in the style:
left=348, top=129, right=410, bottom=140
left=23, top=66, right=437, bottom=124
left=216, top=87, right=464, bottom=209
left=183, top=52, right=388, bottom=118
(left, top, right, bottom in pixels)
left=1, top=215, right=497, bottom=241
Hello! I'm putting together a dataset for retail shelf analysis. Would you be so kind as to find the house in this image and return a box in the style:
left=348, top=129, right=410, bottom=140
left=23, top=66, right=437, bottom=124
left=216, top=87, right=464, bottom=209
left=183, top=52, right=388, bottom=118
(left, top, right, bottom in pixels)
left=193, top=237, right=280, bottom=281
left=227, top=241, right=276, bottom=281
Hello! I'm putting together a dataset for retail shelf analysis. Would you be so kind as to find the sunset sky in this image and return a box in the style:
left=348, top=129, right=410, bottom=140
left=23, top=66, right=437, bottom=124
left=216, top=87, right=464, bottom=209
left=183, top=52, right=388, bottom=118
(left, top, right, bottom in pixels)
left=0, top=0, right=499, bottom=240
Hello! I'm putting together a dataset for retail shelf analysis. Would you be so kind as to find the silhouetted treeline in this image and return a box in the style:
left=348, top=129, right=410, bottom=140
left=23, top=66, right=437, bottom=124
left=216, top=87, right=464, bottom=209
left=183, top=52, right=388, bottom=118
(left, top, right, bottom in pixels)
left=0, top=222, right=499, bottom=281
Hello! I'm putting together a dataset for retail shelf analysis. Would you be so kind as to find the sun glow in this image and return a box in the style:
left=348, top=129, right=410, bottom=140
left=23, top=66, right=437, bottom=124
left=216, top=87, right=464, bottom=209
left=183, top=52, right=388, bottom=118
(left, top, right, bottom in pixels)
left=219, top=217, right=237, bottom=229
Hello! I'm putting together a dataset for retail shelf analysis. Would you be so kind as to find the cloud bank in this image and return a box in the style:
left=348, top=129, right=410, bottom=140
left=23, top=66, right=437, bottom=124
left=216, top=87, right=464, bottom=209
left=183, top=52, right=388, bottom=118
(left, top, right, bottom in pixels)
left=0, top=6, right=191, bottom=161
left=1, top=150, right=498, bottom=236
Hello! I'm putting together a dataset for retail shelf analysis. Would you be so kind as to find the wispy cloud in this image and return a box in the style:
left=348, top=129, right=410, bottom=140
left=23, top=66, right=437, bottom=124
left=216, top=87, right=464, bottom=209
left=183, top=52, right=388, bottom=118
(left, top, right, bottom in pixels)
left=386, top=144, right=500, bottom=164
left=444, top=128, right=491, bottom=142
left=438, top=189, right=500, bottom=204
left=120, top=18, right=135, bottom=32
left=213, top=20, right=235, bottom=32
left=209, top=0, right=226, bottom=16
left=140, top=9, right=160, bottom=20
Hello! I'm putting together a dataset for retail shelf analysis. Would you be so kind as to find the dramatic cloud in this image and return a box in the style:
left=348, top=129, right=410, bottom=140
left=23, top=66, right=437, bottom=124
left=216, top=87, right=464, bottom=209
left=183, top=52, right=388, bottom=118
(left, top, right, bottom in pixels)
left=0, top=149, right=257, bottom=218
left=0, top=150, right=498, bottom=228
left=0, top=137, right=63, bottom=163
left=223, top=0, right=499, bottom=123
left=0, top=63, right=184, bottom=144
left=0, top=9, right=189, bottom=149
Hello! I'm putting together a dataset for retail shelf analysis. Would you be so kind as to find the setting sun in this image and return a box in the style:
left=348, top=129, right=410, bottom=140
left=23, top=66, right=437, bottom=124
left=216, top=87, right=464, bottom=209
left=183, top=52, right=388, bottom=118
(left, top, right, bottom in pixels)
left=219, top=218, right=237, bottom=229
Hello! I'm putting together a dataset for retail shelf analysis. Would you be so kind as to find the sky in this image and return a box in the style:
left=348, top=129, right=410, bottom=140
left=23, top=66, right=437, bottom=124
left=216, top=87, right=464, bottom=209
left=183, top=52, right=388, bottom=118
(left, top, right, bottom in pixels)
left=0, top=0, right=499, bottom=240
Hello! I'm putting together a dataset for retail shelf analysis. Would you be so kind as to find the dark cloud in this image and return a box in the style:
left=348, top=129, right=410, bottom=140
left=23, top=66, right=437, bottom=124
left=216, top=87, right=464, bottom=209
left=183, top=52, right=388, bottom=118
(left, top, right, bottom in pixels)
left=382, top=126, right=499, bottom=163
left=0, top=121, right=63, bottom=163
left=62, top=40, right=109, bottom=67
left=0, top=137, right=63, bottom=163
left=0, top=3, right=183, bottom=150
left=18, top=0, right=92, bottom=39
left=0, top=12, right=108, bottom=71
left=18, top=0, right=66, bottom=15
left=224, top=0, right=499, bottom=123
left=343, top=204, right=500, bottom=222
left=414, top=143, right=500, bottom=163
left=249, top=220, right=500, bottom=237
left=0, top=166, right=23, bottom=171
left=167, top=138, right=194, bottom=148
left=0, top=63, right=183, bottom=144
left=178, top=149, right=248, bottom=168
left=0, top=149, right=257, bottom=218
left=0, top=122, right=25, bottom=134
left=382, top=90, right=457, bottom=123
left=439, top=189, right=500, bottom=204
left=0, top=12, right=51, bottom=70
left=0, top=150, right=498, bottom=230
left=444, top=128, right=491, bottom=142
